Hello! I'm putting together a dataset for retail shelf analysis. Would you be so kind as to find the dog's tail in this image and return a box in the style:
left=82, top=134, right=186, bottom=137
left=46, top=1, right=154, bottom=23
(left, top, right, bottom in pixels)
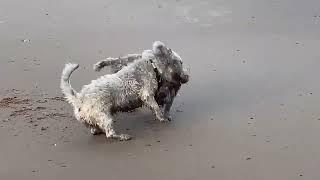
left=60, top=63, right=79, bottom=104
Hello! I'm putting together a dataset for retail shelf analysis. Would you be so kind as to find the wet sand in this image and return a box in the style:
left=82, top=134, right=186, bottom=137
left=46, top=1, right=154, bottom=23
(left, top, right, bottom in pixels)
left=1, top=0, right=320, bottom=179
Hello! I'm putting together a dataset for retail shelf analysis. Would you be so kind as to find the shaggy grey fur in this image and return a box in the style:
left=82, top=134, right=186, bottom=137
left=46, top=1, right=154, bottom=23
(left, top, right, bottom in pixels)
left=93, top=48, right=188, bottom=121
left=61, top=41, right=189, bottom=140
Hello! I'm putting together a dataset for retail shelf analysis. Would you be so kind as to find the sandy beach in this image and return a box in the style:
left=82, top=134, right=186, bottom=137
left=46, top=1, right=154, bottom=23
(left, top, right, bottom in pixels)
left=1, top=0, right=320, bottom=179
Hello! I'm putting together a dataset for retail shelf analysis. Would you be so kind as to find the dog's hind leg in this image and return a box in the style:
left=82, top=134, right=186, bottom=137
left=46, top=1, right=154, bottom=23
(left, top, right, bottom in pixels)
left=93, top=54, right=142, bottom=72
left=93, top=57, right=119, bottom=72
left=93, top=111, right=132, bottom=141
left=90, top=126, right=104, bottom=135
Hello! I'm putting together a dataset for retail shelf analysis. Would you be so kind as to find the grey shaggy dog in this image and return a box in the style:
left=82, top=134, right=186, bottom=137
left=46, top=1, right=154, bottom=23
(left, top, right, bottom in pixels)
left=93, top=48, right=188, bottom=121
left=60, top=41, right=189, bottom=140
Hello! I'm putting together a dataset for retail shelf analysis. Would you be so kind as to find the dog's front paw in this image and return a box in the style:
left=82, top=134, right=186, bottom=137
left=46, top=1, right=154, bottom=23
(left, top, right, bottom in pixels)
left=119, top=134, right=132, bottom=141
left=166, top=116, right=172, bottom=122
left=90, top=127, right=103, bottom=135
left=164, top=113, right=172, bottom=122
left=159, top=118, right=170, bottom=123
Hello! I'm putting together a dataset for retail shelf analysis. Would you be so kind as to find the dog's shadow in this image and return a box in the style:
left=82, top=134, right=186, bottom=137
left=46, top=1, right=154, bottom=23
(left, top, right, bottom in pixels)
left=91, top=109, right=169, bottom=141
left=116, top=109, right=168, bottom=138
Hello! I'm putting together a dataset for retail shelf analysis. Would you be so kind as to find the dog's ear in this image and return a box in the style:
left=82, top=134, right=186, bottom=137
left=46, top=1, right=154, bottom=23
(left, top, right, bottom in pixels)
left=152, top=41, right=169, bottom=56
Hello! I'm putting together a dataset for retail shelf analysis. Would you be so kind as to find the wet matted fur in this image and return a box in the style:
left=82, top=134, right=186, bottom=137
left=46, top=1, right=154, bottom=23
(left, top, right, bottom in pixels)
left=61, top=41, right=189, bottom=140
left=93, top=47, right=188, bottom=121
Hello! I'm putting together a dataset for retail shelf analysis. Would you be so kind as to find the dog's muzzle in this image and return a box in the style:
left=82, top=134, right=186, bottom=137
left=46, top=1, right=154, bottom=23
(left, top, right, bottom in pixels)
left=179, top=74, right=189, bottom=84
left=179, top=66, right=189, bottom=84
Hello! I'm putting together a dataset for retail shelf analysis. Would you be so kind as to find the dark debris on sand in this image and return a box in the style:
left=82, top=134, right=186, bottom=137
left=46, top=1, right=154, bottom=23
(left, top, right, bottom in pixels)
left=0, top=97, right=30, bottom=108
left=0, top=89, right=74, bottom=144
left=45, top=96, right=65, bottom=101
left=41, top=126, right=48, bottom=131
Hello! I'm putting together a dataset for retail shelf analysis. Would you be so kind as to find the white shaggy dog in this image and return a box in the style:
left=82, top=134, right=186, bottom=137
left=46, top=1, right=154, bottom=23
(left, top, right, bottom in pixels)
left=60, top=41, right=189, bottom=140
left=93, top=49, right=188, bottom=121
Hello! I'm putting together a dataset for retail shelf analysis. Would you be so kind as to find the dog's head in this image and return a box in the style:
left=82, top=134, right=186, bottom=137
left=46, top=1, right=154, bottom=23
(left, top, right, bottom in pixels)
left=145, top=41, right=189, bottom=85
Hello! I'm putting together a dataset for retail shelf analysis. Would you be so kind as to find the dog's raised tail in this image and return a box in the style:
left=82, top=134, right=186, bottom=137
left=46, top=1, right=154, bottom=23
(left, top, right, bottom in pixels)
left=60, top=63, right=79, bottom=104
